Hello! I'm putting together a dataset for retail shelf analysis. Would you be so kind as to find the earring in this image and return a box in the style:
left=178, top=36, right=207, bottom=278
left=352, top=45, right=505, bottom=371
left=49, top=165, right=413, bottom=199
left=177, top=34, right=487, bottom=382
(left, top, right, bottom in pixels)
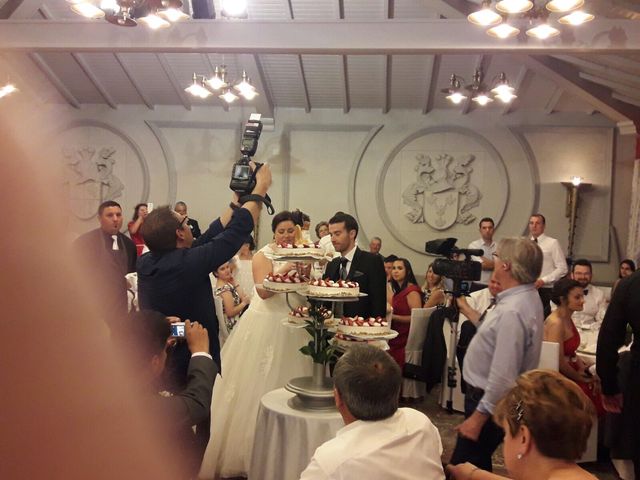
left=517, top=453, right=523, bottom=460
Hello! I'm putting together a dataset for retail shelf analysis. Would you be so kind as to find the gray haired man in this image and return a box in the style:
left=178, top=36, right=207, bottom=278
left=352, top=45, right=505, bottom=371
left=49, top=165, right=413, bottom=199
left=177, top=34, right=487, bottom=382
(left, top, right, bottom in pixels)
left=300, top=345, right=445, bottom=480
left=450, top=237, right=544, bottom=472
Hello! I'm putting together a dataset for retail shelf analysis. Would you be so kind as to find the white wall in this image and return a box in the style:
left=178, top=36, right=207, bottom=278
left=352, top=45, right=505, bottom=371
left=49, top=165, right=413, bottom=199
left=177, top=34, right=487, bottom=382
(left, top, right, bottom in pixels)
left=5, top=100, right=633, bottom=283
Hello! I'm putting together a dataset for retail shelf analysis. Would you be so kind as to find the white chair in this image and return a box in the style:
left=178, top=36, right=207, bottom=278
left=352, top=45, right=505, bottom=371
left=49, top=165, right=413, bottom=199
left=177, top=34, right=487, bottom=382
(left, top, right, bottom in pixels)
left=214, top=295, right=230, bottom=347
left=402, top=307, right=437, bottom=399
left=538, top=341, right=560, bottom=370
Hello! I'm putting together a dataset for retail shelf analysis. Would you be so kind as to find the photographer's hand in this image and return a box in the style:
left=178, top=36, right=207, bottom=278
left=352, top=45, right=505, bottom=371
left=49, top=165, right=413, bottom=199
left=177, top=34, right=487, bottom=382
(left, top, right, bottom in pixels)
left=185, top=320, right=210, bottom=355
left=251, top=161, right=272, bottom=196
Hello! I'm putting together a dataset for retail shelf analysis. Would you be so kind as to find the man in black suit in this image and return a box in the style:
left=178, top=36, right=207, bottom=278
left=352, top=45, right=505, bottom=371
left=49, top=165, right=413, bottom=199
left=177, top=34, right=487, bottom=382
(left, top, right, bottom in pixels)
left=74, top=200, right=137, bottom=329
left=125, top=310, right=216, bottom=479
left=174, top=201, right=202, bottom=239
left=325, top=212, right=387, bottom=319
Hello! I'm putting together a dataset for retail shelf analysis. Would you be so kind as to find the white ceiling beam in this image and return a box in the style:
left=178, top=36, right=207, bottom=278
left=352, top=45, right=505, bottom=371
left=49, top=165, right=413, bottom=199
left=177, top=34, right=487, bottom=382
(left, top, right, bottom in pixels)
left=156, top=53, right=191, bottom=111
left=114, top=53, right=154, bottom=110
left=422, top=54, right=441, bottom=115
left=544, top=87, right=564, bottom=115
left=71, top=53, right=117, bottom=109
left=579, top=72, right=640, bottom=99
left=383, top=55, right=391, bottom=114
left=29, top=52, right=80, bottom=109
left=502, top=66, right=530, bottom=115
left=585, top=55, right=640, bottom=75
left=553, top=55, right=640, bottom=89
left=4, top=0, right=41, bottom=18
left=613, top=93, right=640, bottom=108
left=297, top=55, right=311, bottom=113
left=3, top=20, right=640, bottom=54
left=521, top=55, right=640, bottom=123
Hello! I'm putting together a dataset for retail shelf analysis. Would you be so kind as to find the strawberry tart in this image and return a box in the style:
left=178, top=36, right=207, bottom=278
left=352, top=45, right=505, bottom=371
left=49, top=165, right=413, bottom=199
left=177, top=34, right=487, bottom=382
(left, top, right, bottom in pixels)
left=273, top=242, right=324, bottom=258
left=337, top=316, right=390, bottom=336
left=307, top=279, right=359, bottom=297
left=263, top=271, right=309, bottom=292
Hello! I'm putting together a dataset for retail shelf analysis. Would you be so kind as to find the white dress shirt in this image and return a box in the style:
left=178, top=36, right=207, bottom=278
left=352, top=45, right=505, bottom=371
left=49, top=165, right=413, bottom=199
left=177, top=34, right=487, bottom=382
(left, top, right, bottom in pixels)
left=532, top=233, right=568, bottom=285
left=340, top=245, right=357, bottom=278
left=573, top=284, right=608, bottom=326
left=299, top=408, right=445, bottom=480
left=468, top=238, right=496, bottom=284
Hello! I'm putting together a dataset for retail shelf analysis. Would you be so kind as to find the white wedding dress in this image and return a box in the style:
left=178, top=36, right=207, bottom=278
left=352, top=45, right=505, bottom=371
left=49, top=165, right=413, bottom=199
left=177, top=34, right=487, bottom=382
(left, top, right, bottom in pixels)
left=199, top=245, right=313, bottom=478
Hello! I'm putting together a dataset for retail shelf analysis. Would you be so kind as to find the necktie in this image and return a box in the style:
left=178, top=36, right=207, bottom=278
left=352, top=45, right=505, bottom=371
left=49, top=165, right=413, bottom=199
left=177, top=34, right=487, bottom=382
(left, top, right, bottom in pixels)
left=111, top=235, right=119, bottom=251
left=583, top=289, right=589, bottom=296
left=339, top=257, right=349, bottom=280
left=533, top=237, right=538, bottom=244
left=477, top=297, right=496, bottom=323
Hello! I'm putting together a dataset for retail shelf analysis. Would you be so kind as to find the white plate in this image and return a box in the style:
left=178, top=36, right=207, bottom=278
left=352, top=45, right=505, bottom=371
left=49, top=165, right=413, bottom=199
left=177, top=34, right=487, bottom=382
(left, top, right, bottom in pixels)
left=339, top=330, right=399, bottom=341
left=263, top=252, right=325, bottom=262
left=282, top=318, right=338, bottom=328
left=332, top=338, right=390, bottom=351
left=258, top=283, right=309, bottom=294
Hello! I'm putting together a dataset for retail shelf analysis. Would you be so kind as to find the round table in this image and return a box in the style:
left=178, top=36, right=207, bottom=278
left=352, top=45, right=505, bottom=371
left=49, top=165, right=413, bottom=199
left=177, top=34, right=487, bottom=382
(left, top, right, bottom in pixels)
left=249, top=388, right=344, bottom=480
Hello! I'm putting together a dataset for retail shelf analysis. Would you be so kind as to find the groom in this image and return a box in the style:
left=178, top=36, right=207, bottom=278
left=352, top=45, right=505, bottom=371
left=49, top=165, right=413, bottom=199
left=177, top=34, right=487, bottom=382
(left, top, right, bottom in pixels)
left=325, top=212, right=387, bottom=319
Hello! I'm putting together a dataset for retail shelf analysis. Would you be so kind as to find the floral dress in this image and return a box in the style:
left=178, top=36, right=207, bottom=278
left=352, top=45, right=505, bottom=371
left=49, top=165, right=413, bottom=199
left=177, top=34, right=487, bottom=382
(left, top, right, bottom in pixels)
left=214, top=282, right=241, bottom=332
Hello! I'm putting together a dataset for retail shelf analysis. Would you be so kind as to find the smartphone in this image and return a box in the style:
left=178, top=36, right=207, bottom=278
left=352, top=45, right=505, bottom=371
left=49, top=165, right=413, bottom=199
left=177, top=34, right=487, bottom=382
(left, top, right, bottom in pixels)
left=171, top=322, right=185, bottom=337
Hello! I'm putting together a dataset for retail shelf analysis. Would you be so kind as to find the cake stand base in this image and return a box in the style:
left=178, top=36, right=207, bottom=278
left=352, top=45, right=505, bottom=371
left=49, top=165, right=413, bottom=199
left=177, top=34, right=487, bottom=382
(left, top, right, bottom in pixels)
left=285, top=375, right=335, bottom=411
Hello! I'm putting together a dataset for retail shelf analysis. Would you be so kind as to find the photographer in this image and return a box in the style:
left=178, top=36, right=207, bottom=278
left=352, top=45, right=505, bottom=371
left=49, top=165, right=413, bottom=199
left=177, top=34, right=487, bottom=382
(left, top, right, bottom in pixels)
left=137, top=162, right=272, bottom=375
left=449, top=237, right=544, bottom=472
left=125, top=311, right=216, bottom=480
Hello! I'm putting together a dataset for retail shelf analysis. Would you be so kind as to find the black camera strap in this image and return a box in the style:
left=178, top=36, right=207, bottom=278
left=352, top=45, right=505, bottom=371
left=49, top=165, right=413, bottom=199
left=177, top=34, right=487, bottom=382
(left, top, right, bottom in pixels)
left=239, top=194, right=275, bottom=215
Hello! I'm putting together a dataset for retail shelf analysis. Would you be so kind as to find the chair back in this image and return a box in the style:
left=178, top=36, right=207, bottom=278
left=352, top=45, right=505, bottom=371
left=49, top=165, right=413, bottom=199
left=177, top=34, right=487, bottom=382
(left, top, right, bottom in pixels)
left=538, top=341, right=559, bottom=370
left=405, top=307, right=437, bottom=351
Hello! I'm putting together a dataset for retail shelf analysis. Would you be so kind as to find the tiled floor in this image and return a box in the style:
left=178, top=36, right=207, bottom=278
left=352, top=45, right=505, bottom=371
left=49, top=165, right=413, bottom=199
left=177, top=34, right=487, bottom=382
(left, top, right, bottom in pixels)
left=406, top=385, right=620, bottom=479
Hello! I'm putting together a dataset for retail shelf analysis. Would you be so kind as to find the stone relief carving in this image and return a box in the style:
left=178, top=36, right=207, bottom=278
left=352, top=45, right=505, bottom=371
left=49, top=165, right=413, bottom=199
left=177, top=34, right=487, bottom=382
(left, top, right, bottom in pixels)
left=402, top=153, right=481, bottom=230
left=63, top=146, right=124, bottom=220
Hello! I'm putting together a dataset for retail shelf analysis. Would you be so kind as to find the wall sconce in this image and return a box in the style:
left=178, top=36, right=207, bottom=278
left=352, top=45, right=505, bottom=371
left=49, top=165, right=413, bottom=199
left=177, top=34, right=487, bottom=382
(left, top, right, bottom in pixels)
left=561, top=176, right=591, bottom=258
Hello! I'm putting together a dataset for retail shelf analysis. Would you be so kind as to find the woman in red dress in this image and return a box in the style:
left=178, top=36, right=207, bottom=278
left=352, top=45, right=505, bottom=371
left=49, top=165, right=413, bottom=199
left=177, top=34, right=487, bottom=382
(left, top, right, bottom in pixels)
left=388, top=258, right=423, bottom=369
left=127, top=203, right=148, bottom=256
left=544, top=277, right=604, bottom=416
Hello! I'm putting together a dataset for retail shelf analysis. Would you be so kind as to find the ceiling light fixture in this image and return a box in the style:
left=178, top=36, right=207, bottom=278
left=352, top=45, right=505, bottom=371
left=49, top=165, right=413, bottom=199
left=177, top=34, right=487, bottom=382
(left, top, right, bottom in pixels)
left=185, top=66, right=259, bottom=105
left=67, top=0, right=189, bottom=27
left=221, top=0, right=248, bottom=18
left=0, top=83, right=18, bottom=99
left=441, top=69, right=517, bottom=106
left=495, top=0, right=533, bottom=14
left=546, top=0, right=584, bottom=12
left=468, top=0, right=503, bottom=26
left=468, top=0, right=594, bottom=39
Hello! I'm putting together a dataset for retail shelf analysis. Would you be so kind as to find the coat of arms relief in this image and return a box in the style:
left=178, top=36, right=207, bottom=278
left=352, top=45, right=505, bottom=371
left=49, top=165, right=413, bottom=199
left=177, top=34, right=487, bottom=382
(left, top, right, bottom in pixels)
left=402, top=153, right=481, bottom=230
left=63, top=146, right=124, bottom=219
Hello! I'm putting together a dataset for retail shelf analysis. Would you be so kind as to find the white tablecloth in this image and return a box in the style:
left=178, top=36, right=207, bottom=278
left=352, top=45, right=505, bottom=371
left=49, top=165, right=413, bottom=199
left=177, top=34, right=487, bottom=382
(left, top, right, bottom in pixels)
left=249, top=388, right=344, bottom=480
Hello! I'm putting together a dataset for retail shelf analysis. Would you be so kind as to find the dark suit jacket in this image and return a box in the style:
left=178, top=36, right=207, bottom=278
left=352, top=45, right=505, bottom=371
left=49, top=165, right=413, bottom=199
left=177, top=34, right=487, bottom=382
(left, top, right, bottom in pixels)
left=137, top=208, right=254, bottom=370
left=74, top=228, right=136, bottom=326
left=325, top=247, right=387, bottom=318
left=187, top=218, right=202, bottom=239
left=152, top=354, right=217, bottom=478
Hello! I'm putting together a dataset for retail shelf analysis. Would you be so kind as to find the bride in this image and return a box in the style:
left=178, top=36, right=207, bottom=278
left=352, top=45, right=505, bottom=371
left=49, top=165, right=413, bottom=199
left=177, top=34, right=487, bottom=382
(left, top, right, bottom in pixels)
left=199, top=210, right=313, bottom=478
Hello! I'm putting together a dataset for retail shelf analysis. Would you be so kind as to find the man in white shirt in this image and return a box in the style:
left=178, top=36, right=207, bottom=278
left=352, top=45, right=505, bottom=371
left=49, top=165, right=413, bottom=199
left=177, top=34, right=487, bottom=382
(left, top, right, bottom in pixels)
left=468, top=217, right=497, bottom=285
left=571, top=258, right=607, bottom=326
left=300, top=345, right=445, bottom=480
left=528, top=213, right=568, bottom=317
left=457, top=272, right=503, bottom=326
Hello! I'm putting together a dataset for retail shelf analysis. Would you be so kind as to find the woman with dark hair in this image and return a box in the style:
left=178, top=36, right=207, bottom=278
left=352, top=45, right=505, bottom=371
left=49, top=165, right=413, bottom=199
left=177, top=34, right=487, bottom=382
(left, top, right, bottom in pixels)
left=612, top=259, right=636, bottom=296
left=448, top=369, right=597, bottom=480
left=388, top=258, right=422, bottom=369
left=421, top=262, right=446, bottom=308
left=544, top=277, right=604, bottom=416
left=201, top=210, right=313, bottom=478
left=127, top=203, right=148, bottom=256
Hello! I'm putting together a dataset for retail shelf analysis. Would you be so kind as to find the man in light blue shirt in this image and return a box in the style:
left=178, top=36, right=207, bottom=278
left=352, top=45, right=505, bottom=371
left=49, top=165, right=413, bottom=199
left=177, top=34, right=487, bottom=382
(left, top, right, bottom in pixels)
left=450, top=237, right=544, bottom=472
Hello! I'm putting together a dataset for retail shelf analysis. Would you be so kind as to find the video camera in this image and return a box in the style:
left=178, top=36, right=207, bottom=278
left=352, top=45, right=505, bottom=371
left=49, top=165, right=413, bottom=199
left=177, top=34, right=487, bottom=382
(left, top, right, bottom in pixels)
left=425, top=237, right=482, bottom=297
left=229, top=113, right=274, bottom=214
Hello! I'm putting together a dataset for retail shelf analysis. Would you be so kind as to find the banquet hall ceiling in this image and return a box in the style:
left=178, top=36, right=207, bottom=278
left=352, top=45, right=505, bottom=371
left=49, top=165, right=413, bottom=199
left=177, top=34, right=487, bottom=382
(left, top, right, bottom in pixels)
left=0, top=0, right=639, bottom=124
